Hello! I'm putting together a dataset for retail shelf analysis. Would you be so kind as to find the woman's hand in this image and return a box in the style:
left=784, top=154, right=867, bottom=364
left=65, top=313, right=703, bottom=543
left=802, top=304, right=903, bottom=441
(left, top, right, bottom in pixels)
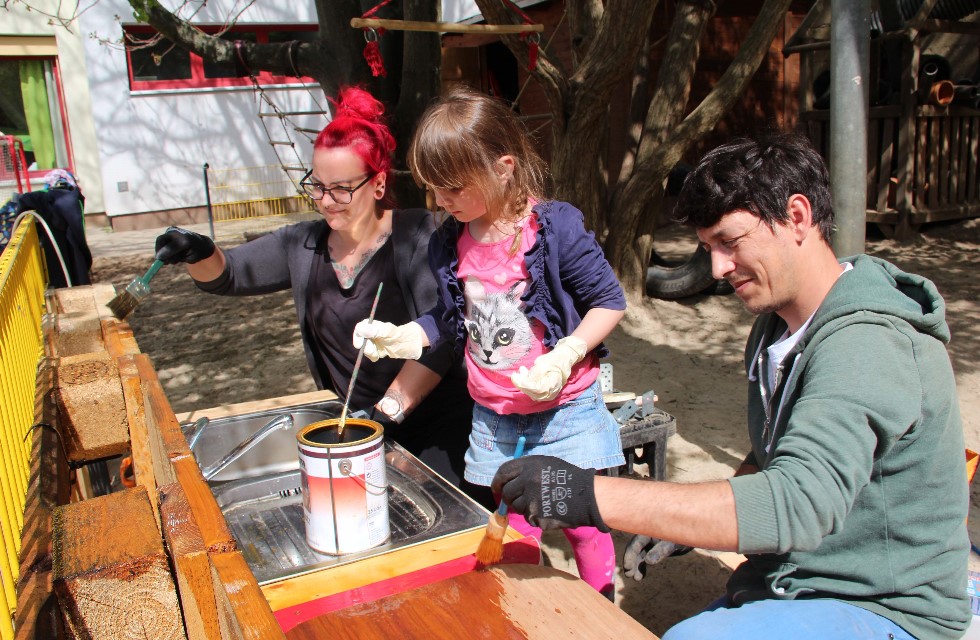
left=352, top=320, right=426, bottom=361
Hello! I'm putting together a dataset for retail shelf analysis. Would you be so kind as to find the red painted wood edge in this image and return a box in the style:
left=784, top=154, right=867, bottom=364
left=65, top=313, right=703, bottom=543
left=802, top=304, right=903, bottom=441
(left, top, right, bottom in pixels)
left=273, top=537, right=542, bottom=633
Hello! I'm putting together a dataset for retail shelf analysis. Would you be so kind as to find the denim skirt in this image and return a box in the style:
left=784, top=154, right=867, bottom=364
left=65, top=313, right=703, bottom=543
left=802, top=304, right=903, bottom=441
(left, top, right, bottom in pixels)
left=463, top=380, right=625, bottom=486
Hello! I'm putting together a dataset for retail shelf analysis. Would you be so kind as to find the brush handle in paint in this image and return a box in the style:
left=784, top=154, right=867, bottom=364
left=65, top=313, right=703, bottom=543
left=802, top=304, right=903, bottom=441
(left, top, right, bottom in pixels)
left=338, top=282, right=384, bottom=434
left=140, top=259, right=164, bottom=286
left=496, top=435, right=527, bottom=517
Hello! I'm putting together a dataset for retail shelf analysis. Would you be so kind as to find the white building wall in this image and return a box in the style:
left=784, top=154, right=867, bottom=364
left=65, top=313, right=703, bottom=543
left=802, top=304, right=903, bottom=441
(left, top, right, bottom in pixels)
left=77, top=1, right=323, bottom=218
left=2, top=1, right=107, bottom=215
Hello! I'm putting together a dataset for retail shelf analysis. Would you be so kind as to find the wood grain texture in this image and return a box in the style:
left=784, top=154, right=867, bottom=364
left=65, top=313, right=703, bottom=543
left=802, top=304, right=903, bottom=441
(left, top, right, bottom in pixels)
left=285, top=564, right=658, bottom=640
left=210, top=552, right=286, bottom=640
left=54, top=352, right=130, bottom=462
left=101, top=319, right=140, bottom=358
left=118, top=354, right=161, bottom=525
left=52, top=486, right=185, bottom=639
left=159, top=483, right=222, bottom=640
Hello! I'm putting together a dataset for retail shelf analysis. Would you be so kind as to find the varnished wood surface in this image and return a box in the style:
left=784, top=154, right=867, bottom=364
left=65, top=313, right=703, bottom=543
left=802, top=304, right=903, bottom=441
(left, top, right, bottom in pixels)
left=285, top=564, right=659, bottom=640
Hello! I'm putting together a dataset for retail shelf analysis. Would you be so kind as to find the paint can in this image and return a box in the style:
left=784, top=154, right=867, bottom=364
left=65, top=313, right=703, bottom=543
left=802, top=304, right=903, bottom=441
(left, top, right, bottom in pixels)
left=296, top=418, right=390, bottom=555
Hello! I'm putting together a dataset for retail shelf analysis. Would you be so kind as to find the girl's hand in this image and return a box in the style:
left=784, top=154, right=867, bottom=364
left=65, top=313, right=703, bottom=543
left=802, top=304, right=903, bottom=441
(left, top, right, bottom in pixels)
left=510, top=336, right=588, bottom=401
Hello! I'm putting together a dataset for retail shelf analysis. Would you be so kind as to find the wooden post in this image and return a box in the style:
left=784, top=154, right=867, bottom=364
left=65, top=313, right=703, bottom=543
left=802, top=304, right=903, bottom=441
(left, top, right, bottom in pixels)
left=893, top=36, right=920, bottom=239
left=52, top=486, right=186, bottom=639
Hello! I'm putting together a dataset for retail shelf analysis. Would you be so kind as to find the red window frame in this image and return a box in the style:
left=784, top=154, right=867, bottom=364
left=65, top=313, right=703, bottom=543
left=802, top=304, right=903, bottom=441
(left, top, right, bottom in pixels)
left=124, top=25, right=316, bottom=91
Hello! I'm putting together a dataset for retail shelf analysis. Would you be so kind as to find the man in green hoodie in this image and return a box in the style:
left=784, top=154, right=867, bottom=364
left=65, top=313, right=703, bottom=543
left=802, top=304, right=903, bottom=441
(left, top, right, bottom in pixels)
left=492, top=132, right=971, bottom=639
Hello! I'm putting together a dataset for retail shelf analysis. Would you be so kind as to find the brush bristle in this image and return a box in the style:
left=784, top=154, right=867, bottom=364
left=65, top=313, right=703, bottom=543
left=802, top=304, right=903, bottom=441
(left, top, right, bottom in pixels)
left=107, top=291, right=139, bottom=320
left=475, top=512, right=508, bottom=566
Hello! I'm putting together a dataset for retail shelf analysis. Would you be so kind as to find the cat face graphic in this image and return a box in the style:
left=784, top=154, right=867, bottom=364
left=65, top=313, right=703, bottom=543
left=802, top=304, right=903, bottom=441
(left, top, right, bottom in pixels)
left=463, top=276, right=532, bottom=370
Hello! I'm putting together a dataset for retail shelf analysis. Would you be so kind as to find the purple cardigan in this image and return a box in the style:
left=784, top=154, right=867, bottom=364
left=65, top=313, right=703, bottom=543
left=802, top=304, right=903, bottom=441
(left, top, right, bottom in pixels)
left=415, top=200, right=626, bottom=358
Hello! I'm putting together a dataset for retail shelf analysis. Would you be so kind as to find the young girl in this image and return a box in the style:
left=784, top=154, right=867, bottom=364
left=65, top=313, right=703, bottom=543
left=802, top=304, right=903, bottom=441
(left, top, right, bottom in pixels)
left=353, top=87, right=626, bottom=599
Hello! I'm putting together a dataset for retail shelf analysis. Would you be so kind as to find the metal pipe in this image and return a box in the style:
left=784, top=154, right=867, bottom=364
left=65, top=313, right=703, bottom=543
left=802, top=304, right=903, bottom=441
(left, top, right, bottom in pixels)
left=203, top=162, right=215, bottom=240
left=201, top=414, right=294, bottom=481
left=830, top=0, right=870, bottom=256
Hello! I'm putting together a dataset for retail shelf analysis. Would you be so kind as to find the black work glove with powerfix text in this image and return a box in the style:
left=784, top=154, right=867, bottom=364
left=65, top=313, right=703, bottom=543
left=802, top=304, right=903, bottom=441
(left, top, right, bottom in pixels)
left=154, top=226, right=216, bottom=264
left=492, top=455, right=609, bottom=532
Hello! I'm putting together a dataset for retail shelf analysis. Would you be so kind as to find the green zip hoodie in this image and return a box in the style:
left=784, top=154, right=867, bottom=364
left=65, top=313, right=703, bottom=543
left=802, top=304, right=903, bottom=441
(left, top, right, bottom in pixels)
left=727, top=254, right=970, bottom=639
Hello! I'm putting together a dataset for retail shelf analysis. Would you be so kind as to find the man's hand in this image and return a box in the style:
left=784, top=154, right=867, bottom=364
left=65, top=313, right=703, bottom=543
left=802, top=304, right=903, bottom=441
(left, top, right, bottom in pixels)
left=492, top=455, right=608, bottom=532
left=352, top=320, right=425, bottom=361
left=154, top=226, right=216, bottom=264
left=511, top=336, right=588, bottom=401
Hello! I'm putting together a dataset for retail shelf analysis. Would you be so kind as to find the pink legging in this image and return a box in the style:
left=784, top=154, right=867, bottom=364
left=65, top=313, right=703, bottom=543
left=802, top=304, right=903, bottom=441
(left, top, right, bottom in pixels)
left=507, top=512, right=616, bottom=599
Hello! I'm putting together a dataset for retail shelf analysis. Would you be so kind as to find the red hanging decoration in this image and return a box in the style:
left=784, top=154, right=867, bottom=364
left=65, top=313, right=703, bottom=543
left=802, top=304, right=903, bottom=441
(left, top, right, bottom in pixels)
left=505, top=0, right=540, bottom=72
left=363, top=29, right=387, bottom=78
left=522, top=32, right=540, bottom=72
left=360, top=0, right=394, bottom=77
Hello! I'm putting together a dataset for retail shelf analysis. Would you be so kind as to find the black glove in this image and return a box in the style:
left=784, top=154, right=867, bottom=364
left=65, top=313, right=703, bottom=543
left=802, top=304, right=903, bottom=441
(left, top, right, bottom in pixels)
left=154, top=226, right=215, bottom=264
left=492, top=455, right=608, bottom=532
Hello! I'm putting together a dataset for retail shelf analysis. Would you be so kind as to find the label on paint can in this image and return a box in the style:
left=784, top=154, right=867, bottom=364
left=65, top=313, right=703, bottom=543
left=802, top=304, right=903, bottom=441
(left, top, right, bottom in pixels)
left=297, top=419, right=390, bottom=555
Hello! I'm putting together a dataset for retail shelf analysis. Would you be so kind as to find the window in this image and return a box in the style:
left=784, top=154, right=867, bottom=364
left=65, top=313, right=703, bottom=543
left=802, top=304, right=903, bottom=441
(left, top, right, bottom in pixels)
left=0, top=55, right=71, bottom=177
left=124, top=25, right=316, bottom=91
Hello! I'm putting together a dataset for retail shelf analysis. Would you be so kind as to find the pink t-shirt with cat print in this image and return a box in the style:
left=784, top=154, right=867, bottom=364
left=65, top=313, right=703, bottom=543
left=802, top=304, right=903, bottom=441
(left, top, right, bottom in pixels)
left=457, top=215, right=598, bottom=415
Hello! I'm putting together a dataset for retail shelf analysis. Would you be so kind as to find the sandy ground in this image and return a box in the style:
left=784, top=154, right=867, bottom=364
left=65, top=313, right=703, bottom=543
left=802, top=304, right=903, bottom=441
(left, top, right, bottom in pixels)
left=87, top=217, right=980, bottom=636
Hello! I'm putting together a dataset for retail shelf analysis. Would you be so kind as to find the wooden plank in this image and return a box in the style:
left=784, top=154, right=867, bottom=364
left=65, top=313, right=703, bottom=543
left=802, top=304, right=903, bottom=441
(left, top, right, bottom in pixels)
left=969, top=117, right=979, bottom=202
left=284, top=564, right=658, bottom=640
left=54, top=352, right=130, bottom=463
left=101, top=319, right=140, bottom=359
left=176, top=389, right=339, bottom=424
left=271, top=535, right=538, bottom=632
left=172, top=455, right=235, bottom=553
left=877, top=116, right=896, bottom=210
left=949, top=115, right=960, bottom=203
left=928, top=117, right=941, bottom=209
left=262, top=527, right=527, bottom=614
left=14, top=570, right=60, bottom=640
left=210, top=552, right=286, bottom=640
left=52, top=486, right=185, bottom=639
left=118, top=354, right=162, bottom=527
left=350, top=17, right=543, bottom=34
left=957, top=116, right=969, bottom=203
left=894, top=38, right=918, bottom=215
left=137, top=354, right=195, bottom=458
left=159, top=483, right=223, bottom=640
left=939, top=116, right=950, bottom=206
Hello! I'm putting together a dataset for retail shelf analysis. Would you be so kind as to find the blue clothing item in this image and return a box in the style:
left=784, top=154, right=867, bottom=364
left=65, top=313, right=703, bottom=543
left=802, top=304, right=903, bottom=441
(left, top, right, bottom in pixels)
left=464, top=380, right=625, bottom=486
left=663, top=597, right=917, bottom=640
left=415, top=200, right=626, bottom=357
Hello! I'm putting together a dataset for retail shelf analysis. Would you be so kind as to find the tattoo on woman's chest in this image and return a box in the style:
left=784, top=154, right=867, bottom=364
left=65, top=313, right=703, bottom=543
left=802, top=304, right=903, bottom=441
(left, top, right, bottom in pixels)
left=330, top=231, right=391, bottom=288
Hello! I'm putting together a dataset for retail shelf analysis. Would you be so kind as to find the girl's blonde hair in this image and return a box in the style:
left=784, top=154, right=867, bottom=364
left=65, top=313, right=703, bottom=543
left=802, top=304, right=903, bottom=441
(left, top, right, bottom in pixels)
left=407, top=86, right=548, bottom=224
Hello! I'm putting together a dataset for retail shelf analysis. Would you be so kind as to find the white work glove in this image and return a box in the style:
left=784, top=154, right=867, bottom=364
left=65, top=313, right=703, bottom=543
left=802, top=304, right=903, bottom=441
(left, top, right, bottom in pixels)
left=511, top=336, right=588, bottom=402
left=352, top=320, right=425, bottom=361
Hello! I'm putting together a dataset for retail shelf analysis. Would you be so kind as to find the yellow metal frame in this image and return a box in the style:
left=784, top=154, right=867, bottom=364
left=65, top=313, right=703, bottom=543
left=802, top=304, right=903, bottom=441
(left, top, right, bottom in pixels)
left=0, top=218, right=47, bottom=639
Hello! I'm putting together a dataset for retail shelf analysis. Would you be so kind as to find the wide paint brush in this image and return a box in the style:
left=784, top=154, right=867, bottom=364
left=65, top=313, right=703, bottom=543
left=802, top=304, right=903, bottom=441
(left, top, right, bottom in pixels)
left=338, top=282, right=383, bottom=438
left=106, top=259, right=165, bottom=320
left=476, top=435, right=526, bottom=566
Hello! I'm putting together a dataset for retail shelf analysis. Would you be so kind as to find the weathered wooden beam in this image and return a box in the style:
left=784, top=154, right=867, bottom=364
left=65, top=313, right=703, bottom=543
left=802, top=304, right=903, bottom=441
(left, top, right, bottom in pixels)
left=52, top=486, right=186, bottom=639
left=159, top=483, right=222, bottom=640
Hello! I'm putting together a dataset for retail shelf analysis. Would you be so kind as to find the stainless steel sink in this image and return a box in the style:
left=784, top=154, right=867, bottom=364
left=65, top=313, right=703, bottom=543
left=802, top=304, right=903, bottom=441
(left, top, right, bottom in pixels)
left=184, top=402, right=343, bottom=483
left=183, top=401, right=489, bottom=585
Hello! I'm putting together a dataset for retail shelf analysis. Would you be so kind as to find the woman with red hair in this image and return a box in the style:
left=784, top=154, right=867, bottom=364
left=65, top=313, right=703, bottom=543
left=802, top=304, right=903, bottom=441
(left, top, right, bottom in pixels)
left=154, top=87, right=479, bottom=500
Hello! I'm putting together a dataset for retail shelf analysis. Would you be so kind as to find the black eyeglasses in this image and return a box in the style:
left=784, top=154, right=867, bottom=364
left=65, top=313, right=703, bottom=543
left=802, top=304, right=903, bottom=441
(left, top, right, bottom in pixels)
left=299, top=170, right=374, bottom=204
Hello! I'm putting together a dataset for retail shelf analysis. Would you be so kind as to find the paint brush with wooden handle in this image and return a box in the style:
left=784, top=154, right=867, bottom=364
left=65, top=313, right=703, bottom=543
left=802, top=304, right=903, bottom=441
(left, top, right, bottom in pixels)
left=476, top=435, right=526, bottom=566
